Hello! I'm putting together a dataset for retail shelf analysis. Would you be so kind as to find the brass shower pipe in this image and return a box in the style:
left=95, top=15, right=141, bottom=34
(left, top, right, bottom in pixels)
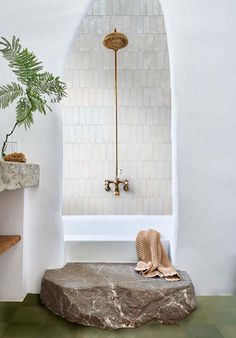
left=103, top=29, right=129, bottom=196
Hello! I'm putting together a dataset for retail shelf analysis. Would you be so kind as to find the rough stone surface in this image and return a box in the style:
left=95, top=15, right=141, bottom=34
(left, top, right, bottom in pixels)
left=0, top=161, right=40, bottom=192
left=40, top=263, right=197, bottom=330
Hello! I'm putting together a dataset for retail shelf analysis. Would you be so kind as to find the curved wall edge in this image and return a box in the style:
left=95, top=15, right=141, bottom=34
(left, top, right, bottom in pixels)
left=0, top=0, right=92, bottom=294
left=160, top=0, right=236, bottom=294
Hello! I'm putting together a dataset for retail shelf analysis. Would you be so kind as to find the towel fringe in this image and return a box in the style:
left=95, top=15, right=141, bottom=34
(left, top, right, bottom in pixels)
left=135, top=229, right=180, bottom=281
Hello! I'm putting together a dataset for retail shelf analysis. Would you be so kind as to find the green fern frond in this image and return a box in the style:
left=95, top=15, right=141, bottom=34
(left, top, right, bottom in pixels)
left=0, top=36, right=67, bottom=157
left=16, top=97, right=34, bottom=129
left=27, top=90, right=47, bottom=114
left=30, top=72, right=67, bottom=102
left=0, top=36, right=21, bottom=53
left=0, top=36, right=43, bottom=85
left=0, top=82, right=23, bottom=108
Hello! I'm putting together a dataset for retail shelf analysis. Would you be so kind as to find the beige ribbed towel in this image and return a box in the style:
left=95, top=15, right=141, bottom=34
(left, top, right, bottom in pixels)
left=135, top=229, right=180, bottom=281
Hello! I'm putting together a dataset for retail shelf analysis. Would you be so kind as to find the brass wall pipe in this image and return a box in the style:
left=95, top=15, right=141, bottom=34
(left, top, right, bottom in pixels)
left=114, top=49, right=118, bottom=178
left=103, top=29, right=129, bottom=196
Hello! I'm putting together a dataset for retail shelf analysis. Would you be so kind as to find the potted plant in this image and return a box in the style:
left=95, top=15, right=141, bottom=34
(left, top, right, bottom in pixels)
left=0, top=36, right=66, bottom=162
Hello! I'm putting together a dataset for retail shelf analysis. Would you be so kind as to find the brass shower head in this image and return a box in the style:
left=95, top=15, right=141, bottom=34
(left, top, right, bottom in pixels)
left=103, top=28, right=129, bottom=51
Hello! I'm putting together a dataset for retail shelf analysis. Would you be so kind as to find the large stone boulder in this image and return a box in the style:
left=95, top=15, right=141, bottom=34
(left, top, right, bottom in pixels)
left=40, top=263, right=197, bottom=330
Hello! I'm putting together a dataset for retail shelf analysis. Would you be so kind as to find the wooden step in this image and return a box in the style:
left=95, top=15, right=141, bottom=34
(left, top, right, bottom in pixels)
left=0, top=235, right=21, bottom=255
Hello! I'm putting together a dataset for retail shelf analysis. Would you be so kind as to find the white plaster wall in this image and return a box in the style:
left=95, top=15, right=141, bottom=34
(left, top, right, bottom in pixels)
left=160, top=0, right=236, bottom=294
left=62, top=0, right=172, bottom=215
left=0, top=0, right=91, bottom=296
left=0, top=191, right=25, bottom=300
left=1, top=0, right=235, bottom=298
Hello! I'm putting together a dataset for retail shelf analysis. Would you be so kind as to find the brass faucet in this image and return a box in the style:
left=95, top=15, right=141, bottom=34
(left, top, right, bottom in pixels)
left=105, top=178, right=129, bottom=196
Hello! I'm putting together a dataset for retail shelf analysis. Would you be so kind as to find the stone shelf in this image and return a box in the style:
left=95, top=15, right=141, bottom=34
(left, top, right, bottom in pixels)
left=41, top=263, right=197, bottom=330
left=0, top=235, right=21, bottom=255
left=0, top=161, right=40, bottom=192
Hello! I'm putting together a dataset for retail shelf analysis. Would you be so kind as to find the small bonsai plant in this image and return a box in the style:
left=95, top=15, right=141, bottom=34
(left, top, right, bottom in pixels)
left=0, top=36, right=66, bottom=161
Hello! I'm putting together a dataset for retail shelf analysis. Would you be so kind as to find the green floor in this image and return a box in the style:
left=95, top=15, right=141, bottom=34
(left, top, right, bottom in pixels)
left=0, top=295, right=235, bottom=338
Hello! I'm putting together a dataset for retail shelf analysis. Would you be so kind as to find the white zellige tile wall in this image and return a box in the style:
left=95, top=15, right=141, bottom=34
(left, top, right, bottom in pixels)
left=62, top=0, right=172, bottom=215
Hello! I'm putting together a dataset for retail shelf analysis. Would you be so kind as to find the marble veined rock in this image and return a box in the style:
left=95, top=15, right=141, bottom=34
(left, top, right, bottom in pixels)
left=40, top=263, right=197, bottom=330
left=0, top=161, right=39, bottom=192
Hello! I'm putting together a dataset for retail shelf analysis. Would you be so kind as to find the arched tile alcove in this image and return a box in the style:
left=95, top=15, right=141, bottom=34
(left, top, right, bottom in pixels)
left=62, top=0, right=172, bottom=216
